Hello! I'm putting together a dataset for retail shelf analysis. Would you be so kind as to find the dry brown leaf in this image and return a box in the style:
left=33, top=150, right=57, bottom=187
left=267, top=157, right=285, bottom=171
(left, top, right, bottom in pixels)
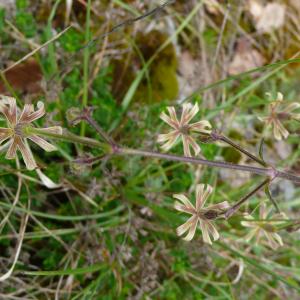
left=0, top=0, right=15, bottom=9
left=289, top=0, right=300, bottom=11
left=249, top=1, right=286, bottom=33
left=204, top=0, right=220, bottom=15
left=228, top=39, right=265, bottom=75
left=178, top=51, right=203, bottom=99
left=248, top=0, right=263, bottom=19
left=0, top=59, right=43, bottom=95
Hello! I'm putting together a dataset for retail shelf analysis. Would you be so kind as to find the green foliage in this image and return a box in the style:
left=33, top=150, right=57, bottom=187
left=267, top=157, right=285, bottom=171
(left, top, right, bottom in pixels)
left=16, top=0, right=28, bottom=10
left=15, top=0, right=36, bottom=38
left=36, top=239, right=64, bottom=270
left=0, top=1, right=300, bottom=299
left=60, top=68, right=82, bottom=110
left=159, top=281, right=183, bottom=299
left=111, top=30, right=179, bottom=103
left=91, top=66, right=121, bottom=130
left=59, top=28, right=84, bottom=53
left=171, top=248, right=191, bottom=273
left=0, top=8, right=6, bottom=38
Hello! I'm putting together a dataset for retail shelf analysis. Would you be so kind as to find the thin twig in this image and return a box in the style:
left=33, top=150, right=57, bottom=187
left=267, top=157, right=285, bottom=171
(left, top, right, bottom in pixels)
left=30, top=129, right=300, bottom=184
left=2, top=26, right=72, bottom=73
left=224, top=179, right=270, bottom=218
left=211, top=131, right=267, bottom=166
left=0, top=182, right=30, bottom=282
left=0, top=158, right=22, bottom=233
left=119, top=147, right=273, bottom=176
left=265, top=185, right=280, bottom=213
left=84, top=114, right=117, bottom=147
left=119, top=147, right=300, bottom=184
left=48, top=0, right=176, bottom=83
left=211, top=3, right=230, bottom=73
left=80, top=0, right=176, bottom=52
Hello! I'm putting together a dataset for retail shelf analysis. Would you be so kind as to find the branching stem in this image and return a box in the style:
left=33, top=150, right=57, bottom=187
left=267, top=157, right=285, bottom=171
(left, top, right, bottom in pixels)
left=217, top=134, right=267, bottom=166
left=30, top=129, right=300, bottom=185
left=224, top=178, right=270, bottom=218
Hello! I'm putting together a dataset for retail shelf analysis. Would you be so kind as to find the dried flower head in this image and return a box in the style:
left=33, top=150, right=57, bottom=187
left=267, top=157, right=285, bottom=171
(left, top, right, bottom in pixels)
left=174, top=184, right=229, bottom=244
left=158, top=103, right=212, bottom=157
left=241, top=203, right=284, bottom=250
left=259, top=92, right=300, bottom=140
left=0, top=96, right=62, bottom=170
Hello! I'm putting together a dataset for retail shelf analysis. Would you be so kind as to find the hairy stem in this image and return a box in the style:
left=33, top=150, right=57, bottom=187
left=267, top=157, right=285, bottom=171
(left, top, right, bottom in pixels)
left=119, top=147, right=273, bottom=176
left=224, top=178, right=270, bottom=218
left=29, top=129, right=300, bottom=184
left=84, top=114, right=116, bottom=147
left=80, top=0, right=91, bottom=138
left=29, top=128, right=106, bottom=149
left=212, top=132, right=267, bottom=167
left=265, top=185, right=280, bottom=213
left=119, top=148, right=300, bottom=183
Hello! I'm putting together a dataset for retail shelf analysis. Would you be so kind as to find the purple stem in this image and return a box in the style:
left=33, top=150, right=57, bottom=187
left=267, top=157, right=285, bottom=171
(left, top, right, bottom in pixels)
left=118, top=148, right=300, bottom=184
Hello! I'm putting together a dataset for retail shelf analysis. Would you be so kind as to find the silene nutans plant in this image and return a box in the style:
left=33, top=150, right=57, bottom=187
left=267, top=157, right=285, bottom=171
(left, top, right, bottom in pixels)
left=3, top=1, right=300, bottom=298
left=0, top=88, right=299, bottom=283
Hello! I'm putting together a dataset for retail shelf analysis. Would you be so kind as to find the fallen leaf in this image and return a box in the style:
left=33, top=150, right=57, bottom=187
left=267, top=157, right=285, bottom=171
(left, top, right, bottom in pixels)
left=178, top=50, right=202, bottom=100
left=249, top=1, right=286, bottom=33
left=289, top=0, right=300, bottom=12
left=228, top=38, right=265, bottom=75
left=0, top=0, right=15, bottom=9
left=0, top=59, right=43, bottom=94
left=205, top=0, right=220, bottom=15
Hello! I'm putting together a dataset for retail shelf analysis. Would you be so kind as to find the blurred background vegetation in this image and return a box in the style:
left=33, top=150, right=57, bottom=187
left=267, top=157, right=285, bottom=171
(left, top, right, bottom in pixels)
left=0, top=0, right=300, bottom=299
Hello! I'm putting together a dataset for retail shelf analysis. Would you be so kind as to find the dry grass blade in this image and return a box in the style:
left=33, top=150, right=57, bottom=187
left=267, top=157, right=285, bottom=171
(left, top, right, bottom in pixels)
left=0, top=195, right=30, bottom=282
left=2, top=26, right=72, bottom=74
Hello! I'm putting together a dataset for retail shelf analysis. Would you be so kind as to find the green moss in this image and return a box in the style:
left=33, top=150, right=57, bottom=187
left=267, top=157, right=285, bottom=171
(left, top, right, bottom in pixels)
left=135, top=30, right=178, bottom=102
left=111, top=30, right=178, bottom=103
left=58, top=28, right=84, bottom=53
left=15, top=0, right=37, bottom=38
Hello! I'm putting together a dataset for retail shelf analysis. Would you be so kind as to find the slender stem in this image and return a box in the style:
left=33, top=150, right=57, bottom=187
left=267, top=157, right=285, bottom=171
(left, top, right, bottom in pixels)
left=80, top=0, right=91, bottom=137
left=0, top=72, right=19, bottom=103
left=45, top=0, right=60, bottom=77
left=119, top=147, right=272, bottom=176
left=27, top=128, right=300, bottom=184
left=224, top=178, right=270, bottom=218
left=118, top=148, right=300, bottom=184
left=217, top=133, right=267, bottom=167
left=276, top=170, right=300, bottom=183
left=278, top=220, right=300, bottom=231
left=265, top=185, right=280, bottom=213
left=29, top=128, right=107, bottom=149
left=84, top=114, right=116, bottom=147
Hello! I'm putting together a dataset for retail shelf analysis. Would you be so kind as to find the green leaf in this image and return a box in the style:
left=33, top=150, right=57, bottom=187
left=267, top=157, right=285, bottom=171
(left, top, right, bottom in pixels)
left=258, top=138, right=266, bottom=164
left=23, top=263, right=107, bottom=276
left=265, top=185, right=280, bottom=213
left=219, top=242, right=300, bottom=293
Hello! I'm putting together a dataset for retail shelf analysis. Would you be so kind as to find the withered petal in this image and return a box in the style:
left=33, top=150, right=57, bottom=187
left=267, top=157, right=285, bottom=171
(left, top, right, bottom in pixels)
left=180, top=103, right=199, bottom=126
left=173, top=194, right=195, bottom=210
left=183, top=218, right=198, bottom=241
left=16, top=137, right=37, bottom=170
left=28, top=135, right=57, bottom=152
left=176, top=215, right=196, bottom=237
left=19, top=101, right=45, bottom=123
